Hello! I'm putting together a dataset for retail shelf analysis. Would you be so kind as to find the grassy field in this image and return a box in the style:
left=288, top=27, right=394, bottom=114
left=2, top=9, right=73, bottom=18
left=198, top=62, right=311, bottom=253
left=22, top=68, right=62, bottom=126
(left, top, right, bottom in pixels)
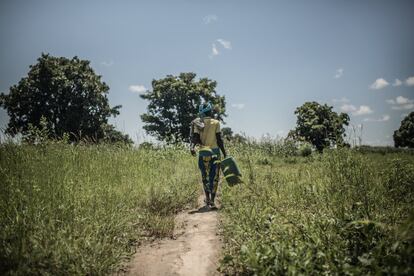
left=220, top=142, right=414, bottom=275
left=0, top=142, right=198, bottom=275
left=1, top=140, right=413, bottom=275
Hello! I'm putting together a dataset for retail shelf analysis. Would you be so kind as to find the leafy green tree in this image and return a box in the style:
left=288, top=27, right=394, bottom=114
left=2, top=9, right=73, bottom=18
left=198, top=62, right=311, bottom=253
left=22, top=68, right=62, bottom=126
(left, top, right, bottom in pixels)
left=222, top=127, right=233, bottom=140
left=101, top=124, right=133, bottom=145
left=221, top=127, right=247, bottom=143
left=0, top=53, right=129, bottom=143
left=394, top=112, right=414, bottom=148
left=291, top=101, right=350, bottom=151
left=140, top=72, right=226, bottom=143
left=233, top=133, right=247, bottom=144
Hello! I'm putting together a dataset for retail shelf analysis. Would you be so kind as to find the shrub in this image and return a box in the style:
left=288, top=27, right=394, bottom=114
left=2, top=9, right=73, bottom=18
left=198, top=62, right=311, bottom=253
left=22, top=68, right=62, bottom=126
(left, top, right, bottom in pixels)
left=299, top=142, right=312, bottom=157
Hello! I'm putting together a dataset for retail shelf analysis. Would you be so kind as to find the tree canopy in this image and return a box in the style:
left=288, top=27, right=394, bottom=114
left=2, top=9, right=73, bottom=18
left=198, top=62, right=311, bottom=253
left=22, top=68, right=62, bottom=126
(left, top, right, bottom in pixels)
left=0, top=53, right=131, bottom=143
left=140, top=72, right=226, bottom=143
left=221, top=127, right=234, bottom=140
left=394, top=112, right=414, bottom=148
left=290, top=101, right=350, bottom=151
left=221, top=127, right=247, bottom=143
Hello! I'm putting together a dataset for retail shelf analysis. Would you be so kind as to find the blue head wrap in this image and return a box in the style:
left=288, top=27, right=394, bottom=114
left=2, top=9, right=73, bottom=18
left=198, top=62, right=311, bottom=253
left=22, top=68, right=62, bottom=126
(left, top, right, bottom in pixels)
left=199, top=102, right=213, bottom=117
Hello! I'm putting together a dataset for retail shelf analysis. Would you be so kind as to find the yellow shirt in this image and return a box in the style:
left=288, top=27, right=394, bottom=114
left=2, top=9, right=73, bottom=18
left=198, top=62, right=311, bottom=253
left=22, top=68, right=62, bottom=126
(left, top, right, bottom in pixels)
left=194, top=117, right=221, bottom=149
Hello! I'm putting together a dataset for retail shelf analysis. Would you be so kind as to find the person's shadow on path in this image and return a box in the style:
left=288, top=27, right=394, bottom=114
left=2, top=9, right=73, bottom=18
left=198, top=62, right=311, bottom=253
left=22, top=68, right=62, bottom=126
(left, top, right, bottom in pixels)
left=188, top=205, right=218, bottom=214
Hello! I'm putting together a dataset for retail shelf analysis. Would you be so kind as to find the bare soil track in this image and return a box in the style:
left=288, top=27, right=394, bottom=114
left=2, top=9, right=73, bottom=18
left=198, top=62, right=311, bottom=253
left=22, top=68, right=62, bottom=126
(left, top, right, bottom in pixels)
left=126, top=196, right=222, bottom=276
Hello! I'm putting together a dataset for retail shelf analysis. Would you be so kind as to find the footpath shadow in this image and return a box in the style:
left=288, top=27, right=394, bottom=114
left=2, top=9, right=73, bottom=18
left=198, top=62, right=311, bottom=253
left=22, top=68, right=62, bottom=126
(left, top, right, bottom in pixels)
left=188, top=205, right=218, bottom=214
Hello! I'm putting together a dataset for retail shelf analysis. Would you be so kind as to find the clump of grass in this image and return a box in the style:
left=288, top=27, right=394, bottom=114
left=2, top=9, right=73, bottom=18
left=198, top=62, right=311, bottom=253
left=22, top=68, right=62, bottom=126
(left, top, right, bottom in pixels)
left=0, top=142, right=198, bottom=275
left=383, top=158, right=414, bottom=204
left=220, top=142, right=414, bottom=275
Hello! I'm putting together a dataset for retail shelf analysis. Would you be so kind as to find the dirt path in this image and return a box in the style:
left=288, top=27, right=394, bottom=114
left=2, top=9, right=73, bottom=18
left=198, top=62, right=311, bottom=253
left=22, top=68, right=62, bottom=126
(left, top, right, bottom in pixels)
left=126, top=195, right=222, bottom=276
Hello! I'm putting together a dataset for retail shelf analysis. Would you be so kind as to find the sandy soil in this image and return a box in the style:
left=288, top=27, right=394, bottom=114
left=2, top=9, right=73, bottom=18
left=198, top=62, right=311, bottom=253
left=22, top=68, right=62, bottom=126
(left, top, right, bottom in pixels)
left=125, top=196, right=222, bottom=276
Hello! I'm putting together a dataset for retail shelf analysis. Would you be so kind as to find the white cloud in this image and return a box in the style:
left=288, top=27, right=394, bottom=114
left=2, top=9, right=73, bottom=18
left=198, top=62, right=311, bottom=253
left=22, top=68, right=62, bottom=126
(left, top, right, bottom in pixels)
left=401, top=113, right=409, bottom=118
left=363, top=115, right=390, bottom=122
left=209, top=39, right=232, bottom=58
left=405, top=76, right=414, bottom=86
left=392, top=78, right=402, bottom=86
left=209, top=43, right=219, bottom=58
left=129, top=85, right=146, bottom=93
left=217, top=38, right=232, bottom=49
left=231, top=103, right=245, bottom=110
left=212, top=43, right=219, bottom=55
left=396, top=96, right=410, bottom=104
left=354, top=105, right=374, bottom=115
left=381, top=115, right=391, bottom=121
left=370, top=78, right=389, bottom=90
left=332, top=97, right=349, bottom=104
left=334, top=68, right=344, bottom=79
left=203, top=14, right=218, bottom=24
left=392, top=103, right=414, bottom=110
left=386, top=96, right=414, bottom=110
left=340, top=104, right=357, bottom=113
left=100, top=61, right=114, bottom=67
left=341, top=104, right=373, bottom=116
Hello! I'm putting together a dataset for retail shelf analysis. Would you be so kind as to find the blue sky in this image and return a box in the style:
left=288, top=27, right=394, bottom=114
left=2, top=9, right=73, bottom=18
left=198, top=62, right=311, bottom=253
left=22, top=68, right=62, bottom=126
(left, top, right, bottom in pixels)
left=1, top=0, right=413, bottom=145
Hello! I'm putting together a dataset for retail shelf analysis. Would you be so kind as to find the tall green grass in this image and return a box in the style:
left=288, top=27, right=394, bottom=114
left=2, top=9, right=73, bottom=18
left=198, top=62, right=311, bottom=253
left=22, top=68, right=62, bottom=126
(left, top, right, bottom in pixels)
left=0, top=142, right=198, bottom=275
left=220, top=142, right=414, bottom=275
left=2, top=138, right=413, bottom=275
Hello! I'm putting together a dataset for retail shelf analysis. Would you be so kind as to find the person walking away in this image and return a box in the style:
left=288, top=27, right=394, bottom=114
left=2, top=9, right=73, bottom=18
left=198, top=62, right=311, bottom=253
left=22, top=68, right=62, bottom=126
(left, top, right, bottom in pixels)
left=190, top=102, right=227, bottom=208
